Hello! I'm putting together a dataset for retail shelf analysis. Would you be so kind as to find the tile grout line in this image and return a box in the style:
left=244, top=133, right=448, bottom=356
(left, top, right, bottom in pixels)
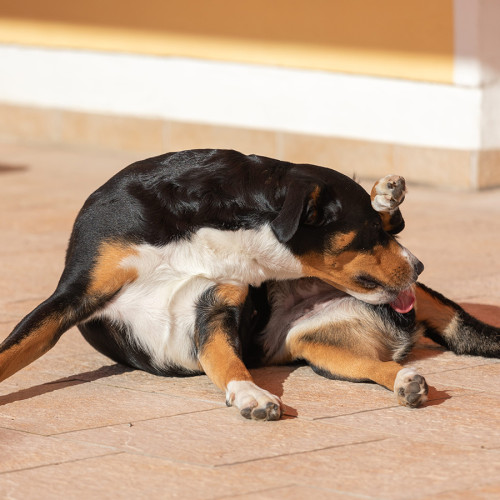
left=303, top=421, right=500, bottom=454
left=213, top=483, right=379, bottom=500
left=213, top=484, right=297, bottom=500
left=76, top=436, right=391, bottom=471
left=0, top=451, right=124, bottom=476
left=211, top=437, right=391, bottom=469
left=49, top=406, right=225, bottom=437
left=422, top=361, right=500, bottom=376
left=312, top=404, right=399, bottom=420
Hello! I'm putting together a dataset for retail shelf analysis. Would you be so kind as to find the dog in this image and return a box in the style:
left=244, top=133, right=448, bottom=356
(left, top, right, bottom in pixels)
left=1, top=149, right=498, bottom=420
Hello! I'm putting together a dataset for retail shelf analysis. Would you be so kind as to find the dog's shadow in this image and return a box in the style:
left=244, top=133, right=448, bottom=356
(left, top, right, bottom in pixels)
left=251, top=364, right=302, bottom=418
left=0, top=364, right=132, bottom=407
left=0, top=163, right=29, bottom=175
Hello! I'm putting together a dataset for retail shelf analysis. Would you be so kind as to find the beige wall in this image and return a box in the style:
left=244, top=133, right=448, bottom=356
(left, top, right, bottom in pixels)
left=4, top=1, right=499, bottom=190
left=0, top=0, right=454, bottom=83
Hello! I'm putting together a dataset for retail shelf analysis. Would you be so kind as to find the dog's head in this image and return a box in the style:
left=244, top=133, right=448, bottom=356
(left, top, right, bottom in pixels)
left=270, top=165, right=423, bottom=308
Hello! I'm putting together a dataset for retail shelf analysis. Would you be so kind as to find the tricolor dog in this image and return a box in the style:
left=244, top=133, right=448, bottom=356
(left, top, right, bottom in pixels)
left=1, top=150, right=498, bottom=420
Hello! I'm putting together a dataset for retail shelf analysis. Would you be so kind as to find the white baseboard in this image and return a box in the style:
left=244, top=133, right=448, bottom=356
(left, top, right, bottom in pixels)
left=0, top=44, right=489, bottom=151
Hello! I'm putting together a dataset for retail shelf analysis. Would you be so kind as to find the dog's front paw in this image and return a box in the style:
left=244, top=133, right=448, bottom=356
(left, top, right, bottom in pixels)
left=394, top=367, right=428, bottom=408
left=226, top=380, right=282, bottom=421
left=371, top=175, right=407, bottom=213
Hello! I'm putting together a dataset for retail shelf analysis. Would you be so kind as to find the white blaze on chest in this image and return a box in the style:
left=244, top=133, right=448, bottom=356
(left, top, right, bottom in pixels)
left=99, top=224, right=303, bottom=370
left=133, top=224, right=304, bottom=285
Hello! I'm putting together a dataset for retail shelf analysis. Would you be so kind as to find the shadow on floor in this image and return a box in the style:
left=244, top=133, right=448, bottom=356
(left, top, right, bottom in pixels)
left=0, top=364, right=131, bottom=406
left=0, top=163, right=29, bottom=174
left=252, top=364, right=302, bottom=417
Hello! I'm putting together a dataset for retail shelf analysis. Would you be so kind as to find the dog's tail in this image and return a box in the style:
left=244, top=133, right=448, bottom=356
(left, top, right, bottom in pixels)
left=0, top=239, right=139, bottom=384
left=415, top=282, right=500, bottom=357
left=0, top=286, right=107, bottom=384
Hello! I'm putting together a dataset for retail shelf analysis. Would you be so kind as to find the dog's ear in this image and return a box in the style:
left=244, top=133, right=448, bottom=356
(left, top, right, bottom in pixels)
left=271, top=182, right=341, bottom=243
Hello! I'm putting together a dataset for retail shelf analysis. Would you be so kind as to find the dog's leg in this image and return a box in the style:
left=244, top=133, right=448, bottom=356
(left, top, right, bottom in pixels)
left=196, top=284, right=282, bottom=420
left=0, top=240, right=138, bottom=383
left=289, top=336, right=428, bottom=407
left=371, top=174, right=407, bottom=234
left=415, top=283, right=500, bottom=357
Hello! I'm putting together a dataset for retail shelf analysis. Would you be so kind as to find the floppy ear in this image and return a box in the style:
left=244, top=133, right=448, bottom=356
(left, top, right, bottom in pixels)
left=271, top=182, right=341, bottom=243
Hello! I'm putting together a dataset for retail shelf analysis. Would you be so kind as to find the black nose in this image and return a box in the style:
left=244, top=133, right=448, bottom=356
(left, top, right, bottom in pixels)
left=415, top=259, right=424, bottom=276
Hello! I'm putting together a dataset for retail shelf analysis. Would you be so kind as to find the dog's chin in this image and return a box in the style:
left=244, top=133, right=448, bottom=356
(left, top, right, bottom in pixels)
left=344, top=286, right=416, bottom=313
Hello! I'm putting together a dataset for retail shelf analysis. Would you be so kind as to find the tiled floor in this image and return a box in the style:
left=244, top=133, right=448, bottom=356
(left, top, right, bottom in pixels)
left=0, top=142, right=499, bottom=499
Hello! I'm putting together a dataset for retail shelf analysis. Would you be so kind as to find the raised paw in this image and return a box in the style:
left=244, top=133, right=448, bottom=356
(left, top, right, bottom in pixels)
left=226, top=380, right=282, bottom=421
left=394, top=367, right=428, bottom=408
left=371, top=175, right=407, bottom=213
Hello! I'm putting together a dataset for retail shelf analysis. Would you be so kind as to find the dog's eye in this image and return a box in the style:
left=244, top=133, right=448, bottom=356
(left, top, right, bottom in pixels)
left=355, top=274, right=382, bottom=290
left=372, top=219, right=382, bottom=230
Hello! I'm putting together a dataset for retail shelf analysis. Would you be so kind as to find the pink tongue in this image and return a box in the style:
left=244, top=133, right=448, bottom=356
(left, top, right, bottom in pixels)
left=389, top=287, right=416, bottom=313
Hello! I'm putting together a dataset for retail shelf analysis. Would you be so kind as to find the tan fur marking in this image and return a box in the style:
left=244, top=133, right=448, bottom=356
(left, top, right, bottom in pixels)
left=289, top=336, right=403, bottom=391
left=300, top=238, right=412, bottom=294
left=316, top=321, right=391, bottom=359
left=378, top=212, right=394, bottom=231
left=370, top=180, right=381, bottom=201
left=198, top=331, right=252, bottom=390
left=88, top=241, right=139, bottom=296
left=415, top=286, right=458, bottom=333
left=307, top=185, right=322, bottom=221
left=215, top=284, right=249, bottom=307
left=331, top=231, right=357, bottom=252
left=310, top=185, right=321, bottom=202
left=0, top=316, right=60, bottom=383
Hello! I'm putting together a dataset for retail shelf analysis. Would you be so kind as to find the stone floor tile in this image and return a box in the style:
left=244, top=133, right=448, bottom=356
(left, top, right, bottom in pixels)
left=57, top=407, right=388, bottom=466
left=0, top=357, right=130, bottom=397
left=0, top=427, right=117, bottom=474
left=405, top=341, right=500, bottom=376
left=252, top=365, right=402, bottom=419
left=89, top=363, right=404, bottom=414
left=99, top=362, right=452, bottom=420
left=320, top=391, right=500, bottom=449
left=424, top=482, right=500, bottom=499
left=93, top=366, right=224, bottom=402
left=0, top=255, right=62, bottom=305
left=229, top=485, right=359, bottom=499
left=0, top=452, right=288, bottom=500
left=428, top=364, right=500, bottom=393
left=252, top=364, right=473, bottom=419
left=225, top=438, right=500, bottom=500
left=0, top=380, right=221, bottom=435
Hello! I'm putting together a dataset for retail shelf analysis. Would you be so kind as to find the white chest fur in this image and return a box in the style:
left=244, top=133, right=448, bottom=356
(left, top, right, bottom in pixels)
left=98, top=224, right=303, bottom=370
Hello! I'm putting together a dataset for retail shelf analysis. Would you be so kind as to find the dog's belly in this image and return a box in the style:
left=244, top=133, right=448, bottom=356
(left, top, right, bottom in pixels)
left=259, top=278, right=420, bottom=365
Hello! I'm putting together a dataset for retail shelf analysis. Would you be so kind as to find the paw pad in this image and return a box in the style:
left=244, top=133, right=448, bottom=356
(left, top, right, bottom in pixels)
left=226, top=380, right=282, bottom=421
left=372, top=175, right=407, bottom=213
left=394, top=368, right=428, bottom=408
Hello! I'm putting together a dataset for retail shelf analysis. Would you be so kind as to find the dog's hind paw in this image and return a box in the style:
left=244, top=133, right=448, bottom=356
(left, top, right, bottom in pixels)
left=371, top=175, right=407, bottom=213
left=394, top=367, right=428, bottom=408
left=226, top=380, right=282, bottom=421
